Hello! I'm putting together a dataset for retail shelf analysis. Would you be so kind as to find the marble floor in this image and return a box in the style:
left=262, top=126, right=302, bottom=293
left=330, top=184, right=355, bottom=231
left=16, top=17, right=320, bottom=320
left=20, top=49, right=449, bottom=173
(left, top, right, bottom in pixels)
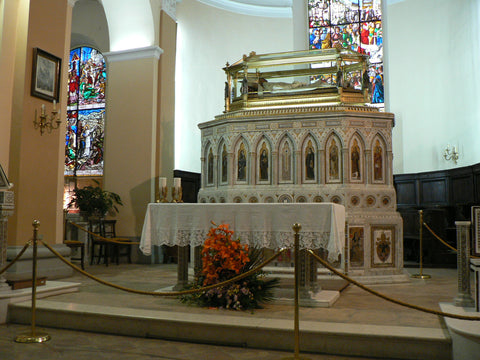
left=25, top=263, right=459, bottom=328
left=1, top=262, right=466, bottom=360
left=1, top=323, right=388, bottom=360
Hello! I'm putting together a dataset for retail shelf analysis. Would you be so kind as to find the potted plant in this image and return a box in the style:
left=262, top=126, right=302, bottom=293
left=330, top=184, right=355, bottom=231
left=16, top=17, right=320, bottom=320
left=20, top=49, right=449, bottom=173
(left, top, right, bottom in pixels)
left=69, top=180, right=123, bottom=220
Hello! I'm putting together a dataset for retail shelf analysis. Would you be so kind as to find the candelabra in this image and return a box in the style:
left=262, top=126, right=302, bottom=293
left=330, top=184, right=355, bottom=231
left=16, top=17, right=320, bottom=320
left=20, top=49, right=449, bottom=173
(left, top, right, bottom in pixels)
left=443, top=145, right=459, bottom=164
left=156, top=177, right=182, bottom=203
left=171, top=186, right=183, bottom=203
left=33, top=101, right=61, bottom=135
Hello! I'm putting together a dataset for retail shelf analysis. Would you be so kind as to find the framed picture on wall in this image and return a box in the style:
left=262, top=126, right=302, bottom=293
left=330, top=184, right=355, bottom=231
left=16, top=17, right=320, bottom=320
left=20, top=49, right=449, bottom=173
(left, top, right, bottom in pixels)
left=472, top=206, right=480, bottom=257
left=31, top=48, right=62, bottom=102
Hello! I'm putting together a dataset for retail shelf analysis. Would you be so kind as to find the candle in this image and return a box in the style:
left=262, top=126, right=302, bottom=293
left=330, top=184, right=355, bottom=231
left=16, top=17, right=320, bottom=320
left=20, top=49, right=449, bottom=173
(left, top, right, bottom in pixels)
left=53, top=99, right=56, bottom=111
left=174, top=177, right=181, bottom=189
left=41, top=104, right=46, bottom=116
left=159, top=177, right=167, bottom=188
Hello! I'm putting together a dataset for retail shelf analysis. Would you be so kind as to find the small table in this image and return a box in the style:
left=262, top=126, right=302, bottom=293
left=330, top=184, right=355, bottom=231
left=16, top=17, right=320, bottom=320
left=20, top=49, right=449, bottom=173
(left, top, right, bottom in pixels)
left=140, top=203, right=345, bottom=289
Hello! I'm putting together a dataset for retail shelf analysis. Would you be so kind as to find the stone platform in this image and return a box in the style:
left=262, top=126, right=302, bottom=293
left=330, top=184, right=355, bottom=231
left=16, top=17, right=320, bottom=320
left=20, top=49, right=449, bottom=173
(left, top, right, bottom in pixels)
left=5, top=263, right=469, bottom=359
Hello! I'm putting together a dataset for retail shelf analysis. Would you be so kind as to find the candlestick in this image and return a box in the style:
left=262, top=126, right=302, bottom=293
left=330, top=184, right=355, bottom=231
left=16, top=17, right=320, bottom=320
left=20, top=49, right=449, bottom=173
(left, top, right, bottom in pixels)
left=174, top=177, right=181, bottom=189
left=159, top=177, right=167, bottom=189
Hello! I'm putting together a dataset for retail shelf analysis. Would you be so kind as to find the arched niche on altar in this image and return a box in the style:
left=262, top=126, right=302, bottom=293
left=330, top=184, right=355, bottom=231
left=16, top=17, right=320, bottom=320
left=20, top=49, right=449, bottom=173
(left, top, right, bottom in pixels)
left=256, top=136, right=272, bottom=184
left=204, top=142, right=215, bottom=187
left=277, top=134, right=295, bottom=184
left=349, top=132, right=365, bottom=183
left=325, top=132, right=343, bottom=184
left=217, top=139, right=228, bottom=185
left=234, top=137, right=249, bottom=184
left=302, top=134, right=319, bottom=184
left=371, top=133, right=387, bottom=184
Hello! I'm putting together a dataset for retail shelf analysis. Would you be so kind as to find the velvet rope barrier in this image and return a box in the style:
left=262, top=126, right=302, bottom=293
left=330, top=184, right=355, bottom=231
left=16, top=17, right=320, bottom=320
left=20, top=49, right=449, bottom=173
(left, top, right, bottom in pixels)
left=41, top=239, right=287, bottom=297
left=0, top=241, right=31, bottom=276
left=68, top=221, right=139, bottom=245
left=423, top=221, right=480, bottom=259
left=308, top=249, right=480, bottom=321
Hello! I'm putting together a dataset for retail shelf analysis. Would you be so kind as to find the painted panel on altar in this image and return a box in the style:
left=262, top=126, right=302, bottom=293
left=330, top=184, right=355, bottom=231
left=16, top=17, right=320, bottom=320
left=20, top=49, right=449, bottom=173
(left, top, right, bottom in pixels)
left=371, top=225, right=395, bottom=267
left=349, top=226, right=364, bottom=267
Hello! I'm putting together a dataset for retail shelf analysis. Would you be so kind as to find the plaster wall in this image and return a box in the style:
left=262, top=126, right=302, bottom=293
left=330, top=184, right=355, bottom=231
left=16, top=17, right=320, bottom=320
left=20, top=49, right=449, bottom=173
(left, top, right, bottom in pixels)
left=103, top=54, right=159, bottom=237
left=176, top=0, right=480, bottom=175
left=175, top=0, right=293, bottom=173
left=71, top=0, right=109, bottom=52
left=157, top=11, right=176, bottom=188
left=385, top=0, right=480, bottom=174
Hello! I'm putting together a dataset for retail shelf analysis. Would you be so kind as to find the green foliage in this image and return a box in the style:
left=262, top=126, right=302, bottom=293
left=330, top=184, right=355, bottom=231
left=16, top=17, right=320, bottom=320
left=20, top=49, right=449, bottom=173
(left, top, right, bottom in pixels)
left=69, top=180, right=123, bottom=218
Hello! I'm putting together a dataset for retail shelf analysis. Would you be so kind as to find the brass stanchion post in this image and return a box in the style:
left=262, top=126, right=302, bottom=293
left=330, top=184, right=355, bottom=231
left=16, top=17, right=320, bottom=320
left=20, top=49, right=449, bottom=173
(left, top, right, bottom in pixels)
left=412, top=210, right=431, bottom=279
left=15, top=220, right=50, bottom=343
left=282, top=223, right=309, bottom=360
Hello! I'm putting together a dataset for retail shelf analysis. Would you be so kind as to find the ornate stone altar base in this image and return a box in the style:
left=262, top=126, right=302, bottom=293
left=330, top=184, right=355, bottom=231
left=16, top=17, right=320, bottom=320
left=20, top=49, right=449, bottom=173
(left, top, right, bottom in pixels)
left=197, top=49, right=403, bottom=284
left=198, top=105, right=404, bottom=279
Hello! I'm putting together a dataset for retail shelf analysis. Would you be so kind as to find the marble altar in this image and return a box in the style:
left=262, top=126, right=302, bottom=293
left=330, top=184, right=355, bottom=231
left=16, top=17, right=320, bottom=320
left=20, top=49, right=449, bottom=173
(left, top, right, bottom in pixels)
left=198, top=48, right=403, bottom=278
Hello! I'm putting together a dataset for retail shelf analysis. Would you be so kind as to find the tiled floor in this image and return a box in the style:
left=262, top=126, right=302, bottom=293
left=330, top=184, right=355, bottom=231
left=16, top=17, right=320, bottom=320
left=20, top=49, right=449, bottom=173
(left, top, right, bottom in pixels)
left=1, top=263, right=466, bottom=360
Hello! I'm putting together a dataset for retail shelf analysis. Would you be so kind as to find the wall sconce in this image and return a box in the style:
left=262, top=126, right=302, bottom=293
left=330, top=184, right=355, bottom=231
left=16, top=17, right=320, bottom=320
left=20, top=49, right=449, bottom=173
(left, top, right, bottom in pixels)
left=443, top=144, right=459, bottom=164
left=33, top=101, right=61, bottom=135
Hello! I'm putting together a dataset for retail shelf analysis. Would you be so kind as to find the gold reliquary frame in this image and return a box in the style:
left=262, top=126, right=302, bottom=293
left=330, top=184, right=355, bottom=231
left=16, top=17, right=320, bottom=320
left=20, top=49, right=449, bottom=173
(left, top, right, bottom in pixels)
left=223, top=47, right=370, bottom=112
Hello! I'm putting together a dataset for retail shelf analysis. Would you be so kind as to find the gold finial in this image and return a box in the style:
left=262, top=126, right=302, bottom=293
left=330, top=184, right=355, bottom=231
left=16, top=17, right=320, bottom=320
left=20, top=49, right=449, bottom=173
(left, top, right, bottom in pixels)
left=32, top=220, right=40, bottom=228
left=292, top=223, right=301, bottom=233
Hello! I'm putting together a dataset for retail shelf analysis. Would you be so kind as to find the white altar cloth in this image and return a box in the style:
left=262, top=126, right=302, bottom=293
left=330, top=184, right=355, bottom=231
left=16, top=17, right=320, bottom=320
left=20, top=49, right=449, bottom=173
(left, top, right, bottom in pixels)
left=140, top=203, right=345, bottom=262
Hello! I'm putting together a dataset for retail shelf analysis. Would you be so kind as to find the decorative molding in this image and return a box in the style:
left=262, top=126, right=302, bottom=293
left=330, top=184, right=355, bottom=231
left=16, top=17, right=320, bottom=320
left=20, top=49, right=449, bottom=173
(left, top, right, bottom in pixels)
left=162, top=0, right=177, bottom=20
left=197, top=0, right=292, bottom=18
left=103, top=46, right=164, bottom=63
left=68, top=0, right=80, bottom=7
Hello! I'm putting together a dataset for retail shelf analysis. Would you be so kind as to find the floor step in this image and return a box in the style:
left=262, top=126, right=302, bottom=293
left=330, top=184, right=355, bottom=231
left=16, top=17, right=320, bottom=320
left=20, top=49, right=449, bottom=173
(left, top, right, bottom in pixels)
left=8, top=299, right=451, bottom=360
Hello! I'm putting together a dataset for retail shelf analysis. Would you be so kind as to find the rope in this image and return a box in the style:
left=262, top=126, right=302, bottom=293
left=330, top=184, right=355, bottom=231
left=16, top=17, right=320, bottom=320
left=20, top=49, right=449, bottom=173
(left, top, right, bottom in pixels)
left=307, top=249, right=480, bottom=321
left=41, top=239, right=286, bottom=297
left=0, top=241, right=31, bottom=276
left=68, top=221, right=139, bottom=245
left=423, top=222, right=480, bottom=259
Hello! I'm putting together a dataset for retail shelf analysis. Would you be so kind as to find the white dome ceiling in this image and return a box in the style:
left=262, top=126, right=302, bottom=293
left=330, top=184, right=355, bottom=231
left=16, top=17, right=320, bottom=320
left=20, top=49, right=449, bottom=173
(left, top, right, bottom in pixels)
left=197, top=0, right=293, bottom=18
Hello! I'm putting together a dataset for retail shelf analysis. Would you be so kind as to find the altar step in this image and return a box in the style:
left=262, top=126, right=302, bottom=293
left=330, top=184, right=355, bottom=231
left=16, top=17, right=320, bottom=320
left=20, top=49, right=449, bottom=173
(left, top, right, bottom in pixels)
left=8, top=298, right=451, bottom=360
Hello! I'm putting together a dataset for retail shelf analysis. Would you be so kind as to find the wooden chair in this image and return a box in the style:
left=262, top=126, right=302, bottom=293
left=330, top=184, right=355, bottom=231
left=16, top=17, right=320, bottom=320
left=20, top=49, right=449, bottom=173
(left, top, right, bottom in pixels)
left=64, top=240, right=85, bottom=270
left=89, top=219, right=133, bottom=266
left=103, top=220, right=132, bottom=265
left=89, top=219, right=110, bottom=266
left=64, top=219, right=85, bottom=270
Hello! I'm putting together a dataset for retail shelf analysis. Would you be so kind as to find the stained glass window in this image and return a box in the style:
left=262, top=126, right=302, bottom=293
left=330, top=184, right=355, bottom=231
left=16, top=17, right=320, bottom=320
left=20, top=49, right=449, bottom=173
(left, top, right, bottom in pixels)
left=65, top=47, right=106, bottom=176
left=308, top=0, right=384, bottom=105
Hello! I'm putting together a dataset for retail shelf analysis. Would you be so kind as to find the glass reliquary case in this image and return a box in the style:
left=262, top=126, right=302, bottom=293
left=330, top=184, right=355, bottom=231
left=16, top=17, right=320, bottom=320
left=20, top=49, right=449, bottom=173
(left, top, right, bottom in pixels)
left=223, top=47, right=370, bottom=112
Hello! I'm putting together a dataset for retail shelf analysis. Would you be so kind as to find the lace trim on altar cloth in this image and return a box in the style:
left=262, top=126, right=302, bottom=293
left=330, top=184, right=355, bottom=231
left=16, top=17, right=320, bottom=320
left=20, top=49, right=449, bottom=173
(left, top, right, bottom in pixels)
left=151, top=229, right=338, bottom=261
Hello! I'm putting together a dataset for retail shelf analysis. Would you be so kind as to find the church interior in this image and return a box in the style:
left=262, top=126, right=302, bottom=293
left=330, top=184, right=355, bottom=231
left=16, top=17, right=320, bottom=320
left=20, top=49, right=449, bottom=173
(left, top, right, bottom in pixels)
left=1, top=0, right=480, bottom=359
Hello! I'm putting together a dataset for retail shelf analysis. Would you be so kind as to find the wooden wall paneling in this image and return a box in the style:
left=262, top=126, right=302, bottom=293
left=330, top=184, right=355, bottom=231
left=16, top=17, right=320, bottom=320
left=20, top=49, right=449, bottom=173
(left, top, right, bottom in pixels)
left=174, top=170, right=201, bottom=203
left=450, top=167, right=474, bottom=205
left=418, top=171, right=449, bottom=206
left=473, top=163, right=480, bottom=203
left=394, top=164, right=480, bottom=267
left=395, top=178, right=418, bottom=207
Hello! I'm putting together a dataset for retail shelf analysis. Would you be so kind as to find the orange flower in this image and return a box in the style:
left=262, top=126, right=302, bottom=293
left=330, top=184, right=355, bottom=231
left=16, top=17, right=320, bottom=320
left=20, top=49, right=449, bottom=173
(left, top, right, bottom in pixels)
left=202, top=223, right=249, bottom=286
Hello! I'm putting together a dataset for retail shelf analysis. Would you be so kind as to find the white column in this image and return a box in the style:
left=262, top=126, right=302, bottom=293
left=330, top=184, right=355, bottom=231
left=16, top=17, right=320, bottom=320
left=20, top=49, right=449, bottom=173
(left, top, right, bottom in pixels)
left=292, top=0, right=308, bottom=51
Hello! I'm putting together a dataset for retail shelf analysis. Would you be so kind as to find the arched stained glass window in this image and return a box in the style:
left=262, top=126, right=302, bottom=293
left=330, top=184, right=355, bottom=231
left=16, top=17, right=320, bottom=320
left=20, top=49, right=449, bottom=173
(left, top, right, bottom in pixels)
left=308, top=0, right=384, bottom=106
left=65, top=47, right=106, bottom=176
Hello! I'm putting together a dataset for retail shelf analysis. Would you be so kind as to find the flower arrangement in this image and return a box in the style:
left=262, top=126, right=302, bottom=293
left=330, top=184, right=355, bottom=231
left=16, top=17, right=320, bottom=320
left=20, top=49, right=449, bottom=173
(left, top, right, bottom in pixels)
left=181, top=223, right=279, bottom=311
